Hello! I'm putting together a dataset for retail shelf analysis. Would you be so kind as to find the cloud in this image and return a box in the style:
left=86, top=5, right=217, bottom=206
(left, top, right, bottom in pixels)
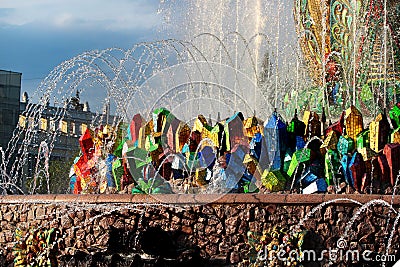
left=0, top=0, right=161, bottom=31
left=0, top=1, right=163, bottom=106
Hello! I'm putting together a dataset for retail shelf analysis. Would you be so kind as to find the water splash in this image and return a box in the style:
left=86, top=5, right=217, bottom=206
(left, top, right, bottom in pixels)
left=341, top=199, right=397, bottom=241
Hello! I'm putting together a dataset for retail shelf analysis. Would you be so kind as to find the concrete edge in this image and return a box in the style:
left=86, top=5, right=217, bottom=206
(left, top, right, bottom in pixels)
left=0, top=194, right=399, bottom=206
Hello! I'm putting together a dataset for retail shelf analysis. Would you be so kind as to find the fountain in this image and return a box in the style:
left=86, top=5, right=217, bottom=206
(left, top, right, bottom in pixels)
left=0, top=0, right=300, bottom=194
left=0, top=0, right=398, bottom=196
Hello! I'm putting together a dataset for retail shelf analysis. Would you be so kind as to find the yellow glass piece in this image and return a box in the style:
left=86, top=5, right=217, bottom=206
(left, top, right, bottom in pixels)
left=369, top=120, right=378, bottom=152
left=391, top=130, right=400, bottom=144
left=79, top=175, right=90, bottom=192
left=195, top=168, right=207, bottom=186
left=201, top=128, right=219, bottom=148
left=321, top=130, right=338, bottom=150
left=145, top=135, right=157, bottom=151
left=137, top=127, right=146, bottom=149
left=244, top=117, right=263, bottom=137
left=99, top=180, right=107, bottom=194
left=137, top=120, right=154, bottom=149
left=358, top=147, right=376, bottom=161
left=103, top=125, right=113, bottom=136
left=302, top=110, right=311, bottom=136
left=369, top=113, right=390, bottom=152
left=92, top=137, right=102, bottom=148
left=193, top=115, right=207, bottom=133
left=176, top=122, right=191, bottom=152
left=345, top=105, right=363, bottom=141
left=144, top=119, right=154, bottom=136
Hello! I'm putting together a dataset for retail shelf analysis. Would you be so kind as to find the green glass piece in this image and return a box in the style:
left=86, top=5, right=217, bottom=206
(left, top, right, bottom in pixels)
left=325, top=149, right=340, bottom=186
left=389, top=104, right=400, bottom=129
left=113, top=139, right=125, bottom=158
left=287, top=148, right=311, bottom=177
left=337, top=135, right=355, bottom=155
left=283, top=153, right=292, bottom=173
left=356, top=129, right=369, bottom=150
left=132, top=148, right=150, bottom=168
left=261, top=170, right=286, bottom=192
left=187, top=152, right=199, bottom=171
left=112, top=159, right=124, bottom=191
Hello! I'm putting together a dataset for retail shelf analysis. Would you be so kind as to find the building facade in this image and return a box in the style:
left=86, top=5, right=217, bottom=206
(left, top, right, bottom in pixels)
left=0, top=69, right=117, bottom=193
left=0, top=70, right=21, bottom=152
left=17, top=93, right=117, bottom=193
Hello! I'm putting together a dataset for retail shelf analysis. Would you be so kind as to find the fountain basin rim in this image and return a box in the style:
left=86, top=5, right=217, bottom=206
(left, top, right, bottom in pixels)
left=0, top=194, right=399, bottom=206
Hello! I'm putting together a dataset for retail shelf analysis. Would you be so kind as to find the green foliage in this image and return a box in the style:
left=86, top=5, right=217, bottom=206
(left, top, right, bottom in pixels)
left=13, top=227, right=60, bottom=267
left=48, top=150, right=80, bottom=194
left=131, top=177, right=173, bottom=194
left=245, top=226, right=307, bottom=267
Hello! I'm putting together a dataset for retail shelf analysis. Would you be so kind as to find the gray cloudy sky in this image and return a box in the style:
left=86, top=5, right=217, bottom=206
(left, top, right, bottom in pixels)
left=0, top=0, right=298, bottom=113
left=0, top=0, right=161, bottom=95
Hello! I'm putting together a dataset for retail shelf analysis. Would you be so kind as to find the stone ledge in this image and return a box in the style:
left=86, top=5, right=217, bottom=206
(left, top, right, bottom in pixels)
left=0, top=194, right=399, bottom=205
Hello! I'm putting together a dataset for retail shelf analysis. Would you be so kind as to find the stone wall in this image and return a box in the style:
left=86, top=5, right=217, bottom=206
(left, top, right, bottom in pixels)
left=0, top=194, right=400, bottom=267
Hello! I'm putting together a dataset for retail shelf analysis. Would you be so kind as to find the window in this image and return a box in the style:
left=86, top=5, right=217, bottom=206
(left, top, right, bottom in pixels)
left=19, top=115, right=26, bottom=128
left=71, top=122, right=76, bottom=135
left=40, top=118, right=47, bottom=131
left=81, top=123, right=87, bottom=134
left=60, top=120, right=68, bottom=134
left=27, top=117, right=34, bottom=129
left=50, top=119, right=56, bottom=132
left=2, top=109, right=15, bottom=125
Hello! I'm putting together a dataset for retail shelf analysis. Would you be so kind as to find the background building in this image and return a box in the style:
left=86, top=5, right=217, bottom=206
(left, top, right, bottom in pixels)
left=17, top=92, right=117, bottom=193
left=0, top=69, right=117, bottom=193
left=0, top=70, right=21, bottom=152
